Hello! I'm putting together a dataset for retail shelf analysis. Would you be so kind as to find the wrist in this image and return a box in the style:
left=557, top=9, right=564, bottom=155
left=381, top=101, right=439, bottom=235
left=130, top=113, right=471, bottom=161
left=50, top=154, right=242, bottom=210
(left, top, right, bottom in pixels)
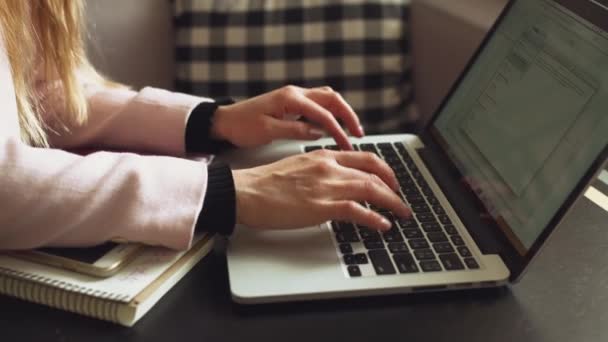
left=210, top=105, right=232, bottom=142
left=232, top=169, right=256, bottom=227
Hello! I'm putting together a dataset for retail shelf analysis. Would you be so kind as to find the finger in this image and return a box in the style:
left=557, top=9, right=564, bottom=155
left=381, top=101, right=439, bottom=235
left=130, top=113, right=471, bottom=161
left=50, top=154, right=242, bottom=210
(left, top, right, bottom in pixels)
left=328, top=200, right=392, bottom=231
left=331, top=176, right=411, bottom=218
left=332, top=151, right=400, bottom=191
left=266, top=117, right=326, bottom=141
left=286, top=95, right=353, bottom=150
left=305, top=87, right=364, bottom=138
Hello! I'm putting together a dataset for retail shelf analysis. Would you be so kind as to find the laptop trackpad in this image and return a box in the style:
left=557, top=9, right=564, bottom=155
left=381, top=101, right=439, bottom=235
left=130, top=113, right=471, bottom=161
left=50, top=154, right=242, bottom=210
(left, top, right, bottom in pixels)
left=227, top=224, right=338, bottom=269
left=226, top=224, right=345, bottom=300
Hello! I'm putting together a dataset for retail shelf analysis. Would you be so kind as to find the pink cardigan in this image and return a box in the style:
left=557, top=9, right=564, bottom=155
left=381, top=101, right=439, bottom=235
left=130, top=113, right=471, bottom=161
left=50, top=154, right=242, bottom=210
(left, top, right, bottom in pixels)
left=0, top=40, right=210, bottom=250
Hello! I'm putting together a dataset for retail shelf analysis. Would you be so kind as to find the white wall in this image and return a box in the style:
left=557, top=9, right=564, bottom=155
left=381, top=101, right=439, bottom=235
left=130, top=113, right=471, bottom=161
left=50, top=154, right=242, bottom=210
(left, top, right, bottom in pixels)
left=85, top=0, right=175, bottom=89
left=411, top=0, right=507, bottom=120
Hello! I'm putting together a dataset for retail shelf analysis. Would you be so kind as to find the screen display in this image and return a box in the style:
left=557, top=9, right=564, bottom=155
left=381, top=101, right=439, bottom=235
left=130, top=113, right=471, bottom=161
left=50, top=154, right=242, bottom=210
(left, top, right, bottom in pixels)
left=432, top=0, right=608, bottom=253
left=37, top=242, right=118, bottom=264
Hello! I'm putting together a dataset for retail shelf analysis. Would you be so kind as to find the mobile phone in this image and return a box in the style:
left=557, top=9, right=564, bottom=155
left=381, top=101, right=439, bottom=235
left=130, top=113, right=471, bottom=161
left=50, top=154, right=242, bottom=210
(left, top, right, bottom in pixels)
left=11, top=242, right=141, bottom=278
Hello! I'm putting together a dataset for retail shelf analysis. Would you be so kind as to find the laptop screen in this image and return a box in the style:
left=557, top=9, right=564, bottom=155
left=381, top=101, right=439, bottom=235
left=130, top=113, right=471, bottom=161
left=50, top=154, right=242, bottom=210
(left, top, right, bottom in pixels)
left=431, top=0, right=608, bottom=254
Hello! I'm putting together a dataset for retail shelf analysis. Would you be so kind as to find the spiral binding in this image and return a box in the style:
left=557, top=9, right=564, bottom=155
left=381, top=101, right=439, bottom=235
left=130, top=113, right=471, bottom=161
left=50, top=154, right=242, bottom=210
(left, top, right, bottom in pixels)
left=0, top=266, right=130, bottom=323
left=0, top=267, right=130, bottom=301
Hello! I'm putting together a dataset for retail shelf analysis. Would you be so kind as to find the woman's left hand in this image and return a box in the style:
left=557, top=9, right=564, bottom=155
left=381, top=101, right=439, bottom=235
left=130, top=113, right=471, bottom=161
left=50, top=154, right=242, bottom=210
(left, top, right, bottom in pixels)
left=210, top=85, right=365, bottom=150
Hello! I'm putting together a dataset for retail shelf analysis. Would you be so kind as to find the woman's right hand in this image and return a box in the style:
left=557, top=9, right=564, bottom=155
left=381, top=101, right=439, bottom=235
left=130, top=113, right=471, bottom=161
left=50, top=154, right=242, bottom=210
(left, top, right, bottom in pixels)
left=232, top=149, right=411, bottom=232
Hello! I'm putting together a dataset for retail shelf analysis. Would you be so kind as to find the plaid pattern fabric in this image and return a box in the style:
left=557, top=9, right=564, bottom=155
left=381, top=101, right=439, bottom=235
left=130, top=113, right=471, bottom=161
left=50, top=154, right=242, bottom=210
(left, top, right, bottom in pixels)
left=174, top=0, right=415, bottom=134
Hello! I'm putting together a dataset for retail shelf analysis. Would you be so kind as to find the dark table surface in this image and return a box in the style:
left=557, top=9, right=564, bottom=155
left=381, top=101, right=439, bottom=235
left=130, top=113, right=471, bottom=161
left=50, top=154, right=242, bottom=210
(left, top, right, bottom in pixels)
left=2, top=194, right=607, bottom=342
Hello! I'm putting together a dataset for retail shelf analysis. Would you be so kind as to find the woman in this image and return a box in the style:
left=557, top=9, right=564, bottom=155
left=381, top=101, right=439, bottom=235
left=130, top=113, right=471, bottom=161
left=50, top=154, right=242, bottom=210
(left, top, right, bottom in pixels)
left=0, top=1, right=410, bottom=250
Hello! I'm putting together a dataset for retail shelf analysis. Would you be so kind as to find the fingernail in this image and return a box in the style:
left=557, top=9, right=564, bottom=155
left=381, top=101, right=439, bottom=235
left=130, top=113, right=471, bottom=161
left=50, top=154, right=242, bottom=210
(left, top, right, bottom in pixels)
left=380, top=217, right=391, bottom=229
left=309, top=128, right=325, bottom=138
left=358, top=125, right=365, bottom=136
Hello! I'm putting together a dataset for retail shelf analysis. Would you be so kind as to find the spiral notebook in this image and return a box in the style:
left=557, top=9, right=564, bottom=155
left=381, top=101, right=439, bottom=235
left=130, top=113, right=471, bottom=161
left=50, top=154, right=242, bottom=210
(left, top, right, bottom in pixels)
left=0, top=233, right=214, bottom=327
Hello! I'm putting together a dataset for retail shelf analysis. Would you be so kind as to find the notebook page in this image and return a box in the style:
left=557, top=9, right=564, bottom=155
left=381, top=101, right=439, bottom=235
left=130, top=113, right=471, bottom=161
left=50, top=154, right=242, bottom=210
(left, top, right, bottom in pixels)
left=0, top=234, right=207, bottom=303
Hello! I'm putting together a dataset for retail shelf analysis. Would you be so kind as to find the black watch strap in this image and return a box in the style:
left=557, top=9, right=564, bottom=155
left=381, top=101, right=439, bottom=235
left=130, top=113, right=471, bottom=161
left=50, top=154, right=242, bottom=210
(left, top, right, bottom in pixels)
left=185, top=97, right=235, bottom=154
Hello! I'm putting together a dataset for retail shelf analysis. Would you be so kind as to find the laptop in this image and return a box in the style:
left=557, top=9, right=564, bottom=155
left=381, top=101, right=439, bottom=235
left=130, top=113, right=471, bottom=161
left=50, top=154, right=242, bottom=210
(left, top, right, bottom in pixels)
left=225, top=0, right=608, bottom=304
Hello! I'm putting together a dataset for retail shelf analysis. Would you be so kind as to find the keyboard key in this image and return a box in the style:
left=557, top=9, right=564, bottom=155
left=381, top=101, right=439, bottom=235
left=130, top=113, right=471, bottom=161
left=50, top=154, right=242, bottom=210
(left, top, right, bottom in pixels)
left=388, top=242, right=409, bottom=253
left=383, top=151, right=399, bottom=161
left=412, top=176, right=427, bottom=186
left=403, top=229, right=424, bottom=239
left=336, top=232, right=360, bottom=243
left=399, top=180, right=417, bottom=191
left=383, top=231, right=404, bottom=243
left=416, top=213, right=436, bottom=223
left=393, top=164, right=407, bottom=173
left=457, top=246, right=472, bottom=257
left=410, top=169, right=423, bottom=179
left=339, top=243, right=353, bottom=254
left=385, top=156, right=402, bottom=166
left=359, top=144, right=380, bottom=156
left=420, top=186, right=434, bottom=197
left=369, top=250, right=397, bottom=275
left=432, top=206, right=446, bottom=215
left=304, top=146, right=322, bottom=152
left=443, top=224, right=458, bottom=235
left=438, top=215, right=452, bottom=225
left=343, top=254, right=357, bottom=265
left=398, top=218, right=419, bottom=229
left=395, top=168, right=410, bottom=177
left=359, top=229, right=381, bottom=242
left=332, top=222, right=356, bottom=233
left=348, top=265, right=362, bottom=277
left=421, top=222, right=441, bottom=232
left=464, top=258, right=480, bottom=269
left=411, top=203, right=431, bottom=213
left=439, top=253, right=465, bottom=270
left=451, top=235, right=465, bottom=246
left=355, top=253, right=369, bottom=264
left=409, top=239, right=430, bottom=249
left=413, top=249, right=436, bottom=260
left=392, top=253, right=419, bottom=273
left=377, top=142, right=393, bottom=151
left=432, top=242, right=455, bottom=254
left=403, top=187, right=422, bottom=197
left=394, top=142, right=408, bottom=155
left=325, top=145, right=340, bottom=151
left=402, top=152, right=414, bottom=162
left=420, top=260, right=442, bottom=272
left=427, top=232, right=448, bottom=243
left=426, top=196, right=439, bottom=206
left=364, top=241, right=385, bottom=250
left=406, top=195, right=426, bottom=204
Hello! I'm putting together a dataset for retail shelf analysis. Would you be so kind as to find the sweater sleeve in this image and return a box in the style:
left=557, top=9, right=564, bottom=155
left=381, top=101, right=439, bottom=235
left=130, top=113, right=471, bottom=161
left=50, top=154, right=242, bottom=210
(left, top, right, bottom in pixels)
left=195, top=161, right=236, bottom=236
left=40, top=81, right=212, bottom=156
left=0, top=137, right=207, bottom=251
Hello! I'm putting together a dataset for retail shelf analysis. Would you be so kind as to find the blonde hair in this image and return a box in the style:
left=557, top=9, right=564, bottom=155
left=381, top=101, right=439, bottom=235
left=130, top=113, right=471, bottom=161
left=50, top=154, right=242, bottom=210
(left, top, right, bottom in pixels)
left=0, top=0, right=94, bottom=147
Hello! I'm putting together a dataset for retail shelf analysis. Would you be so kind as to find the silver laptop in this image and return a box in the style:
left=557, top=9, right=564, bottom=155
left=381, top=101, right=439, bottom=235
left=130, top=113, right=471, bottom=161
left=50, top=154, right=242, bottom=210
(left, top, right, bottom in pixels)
left=225, top=0, right=608, bottom=304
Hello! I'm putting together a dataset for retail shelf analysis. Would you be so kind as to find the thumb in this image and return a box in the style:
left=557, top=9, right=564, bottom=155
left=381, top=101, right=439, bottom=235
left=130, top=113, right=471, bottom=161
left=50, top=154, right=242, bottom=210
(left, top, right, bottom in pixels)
left=267, top=118, right=326, bottom=141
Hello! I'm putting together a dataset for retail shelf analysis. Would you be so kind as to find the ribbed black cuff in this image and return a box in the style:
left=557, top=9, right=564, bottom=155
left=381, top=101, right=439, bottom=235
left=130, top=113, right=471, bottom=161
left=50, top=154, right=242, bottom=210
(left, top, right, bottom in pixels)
left=195, top=161, right=236, bottom=236
left=185, top=98, right=235, bottom=154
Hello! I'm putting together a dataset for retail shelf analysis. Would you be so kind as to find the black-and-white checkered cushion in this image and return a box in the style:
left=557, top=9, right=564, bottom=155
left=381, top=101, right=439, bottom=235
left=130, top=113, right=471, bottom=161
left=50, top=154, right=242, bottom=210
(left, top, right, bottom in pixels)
left=174, top=0, right=414, bottom=134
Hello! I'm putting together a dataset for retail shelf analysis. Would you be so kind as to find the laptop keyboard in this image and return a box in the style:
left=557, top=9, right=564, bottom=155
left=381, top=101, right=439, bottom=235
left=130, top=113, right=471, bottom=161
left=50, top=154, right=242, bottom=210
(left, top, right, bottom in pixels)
left=304, top=142, right=480, bottom=277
